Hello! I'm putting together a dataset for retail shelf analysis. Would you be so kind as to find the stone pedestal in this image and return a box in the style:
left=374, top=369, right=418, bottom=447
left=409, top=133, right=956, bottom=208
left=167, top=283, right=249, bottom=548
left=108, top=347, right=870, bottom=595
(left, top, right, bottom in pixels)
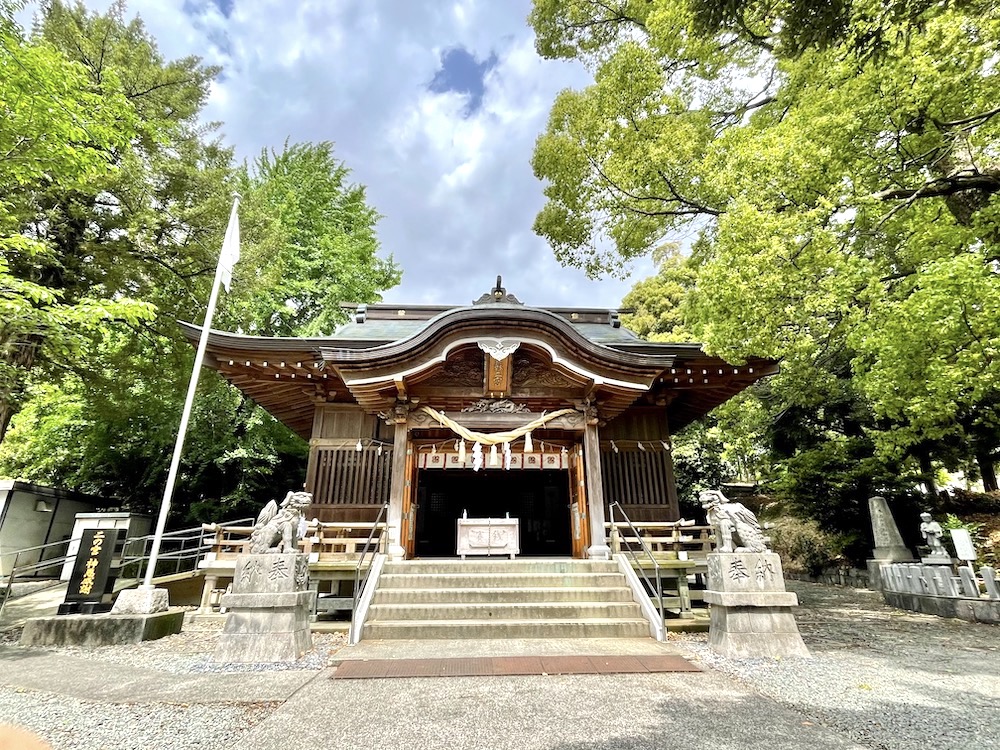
left=705, top=552, right=809, bottom=659
left=20, top=610, right=183, bottom=646
left=213, top=553, right=314, bottom=663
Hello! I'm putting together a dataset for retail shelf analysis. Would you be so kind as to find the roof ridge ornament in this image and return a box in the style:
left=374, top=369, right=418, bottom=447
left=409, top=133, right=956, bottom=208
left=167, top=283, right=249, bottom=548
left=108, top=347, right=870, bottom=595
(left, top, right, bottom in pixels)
left=473, top=275, right=522, bottom=305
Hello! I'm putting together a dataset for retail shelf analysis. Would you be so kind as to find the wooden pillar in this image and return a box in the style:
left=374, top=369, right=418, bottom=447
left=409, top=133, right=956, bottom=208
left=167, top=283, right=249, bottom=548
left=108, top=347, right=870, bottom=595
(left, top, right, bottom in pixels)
left=663, top=412, right=680, bottom=520
left=387, top=417, right=409, bottom=560
left=583, top=420, right=611, bottom=560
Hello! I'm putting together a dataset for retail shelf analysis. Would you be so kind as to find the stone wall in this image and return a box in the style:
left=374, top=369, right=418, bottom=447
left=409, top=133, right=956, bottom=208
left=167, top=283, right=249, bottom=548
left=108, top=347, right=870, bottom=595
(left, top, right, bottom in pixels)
left=786, top=567, right=871, bottom=589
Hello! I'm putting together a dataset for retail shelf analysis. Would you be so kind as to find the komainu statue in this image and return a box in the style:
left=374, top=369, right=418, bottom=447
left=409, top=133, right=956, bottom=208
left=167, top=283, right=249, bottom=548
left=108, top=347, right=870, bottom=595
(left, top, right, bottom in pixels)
left=249, top=491, right=312, bottom=554
left=699, top=489, right=769, bottom=553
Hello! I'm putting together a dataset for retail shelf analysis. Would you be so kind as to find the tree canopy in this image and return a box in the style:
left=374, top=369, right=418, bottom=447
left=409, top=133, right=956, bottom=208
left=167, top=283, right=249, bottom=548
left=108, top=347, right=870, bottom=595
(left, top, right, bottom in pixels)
left=530, top=0, right=1000, bottom=487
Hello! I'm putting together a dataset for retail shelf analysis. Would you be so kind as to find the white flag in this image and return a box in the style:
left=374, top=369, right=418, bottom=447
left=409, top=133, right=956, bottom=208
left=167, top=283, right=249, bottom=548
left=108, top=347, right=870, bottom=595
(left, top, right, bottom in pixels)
left=219, top=197, right=241, bottom=292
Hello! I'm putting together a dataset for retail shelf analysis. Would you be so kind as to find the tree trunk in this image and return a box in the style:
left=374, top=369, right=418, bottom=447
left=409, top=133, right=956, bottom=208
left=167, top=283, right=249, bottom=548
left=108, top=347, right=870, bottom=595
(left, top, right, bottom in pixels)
left=977, top=449, right=999, bottom=493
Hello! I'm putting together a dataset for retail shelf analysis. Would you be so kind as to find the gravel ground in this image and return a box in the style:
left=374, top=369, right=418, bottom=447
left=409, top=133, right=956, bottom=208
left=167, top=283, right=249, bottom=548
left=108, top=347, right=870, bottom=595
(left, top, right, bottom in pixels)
left=0, top=619, right=347, bottom=673
left=0, top=620, right=346, bottom=749
left=1, top=583, right=998, bottom=750
left=676, top=581, right=1000, bottom=750
left=0, top=692, right=277, bottom=750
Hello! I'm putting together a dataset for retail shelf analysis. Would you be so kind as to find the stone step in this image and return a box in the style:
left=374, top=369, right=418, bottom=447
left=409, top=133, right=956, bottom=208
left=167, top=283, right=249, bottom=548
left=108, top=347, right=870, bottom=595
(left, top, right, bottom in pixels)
left=381, top=559, right=619, bottom=575
left=362, top=618, right=652, bottom=640
left=372, top=586, right=635, bottom=605
left=367, top=601, right=642, bottom=621
left=377, top=572, right=626, bottom=589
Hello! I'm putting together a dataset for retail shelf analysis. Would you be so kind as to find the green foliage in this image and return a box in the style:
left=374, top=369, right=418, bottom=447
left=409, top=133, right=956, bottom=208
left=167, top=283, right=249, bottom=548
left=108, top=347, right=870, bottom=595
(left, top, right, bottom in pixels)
left=620, top=244, right=696, bottom=341
left=768, top=516, right=850, bottom=576
left=531, top=0, right=1000, bottom=462
left=219, top=142, right=400, bottom=337
left=770, top=435, right=925, bottom=561
left=0, top=4, right=154, bottom=436
left=670, top=422, right=727, bottom=517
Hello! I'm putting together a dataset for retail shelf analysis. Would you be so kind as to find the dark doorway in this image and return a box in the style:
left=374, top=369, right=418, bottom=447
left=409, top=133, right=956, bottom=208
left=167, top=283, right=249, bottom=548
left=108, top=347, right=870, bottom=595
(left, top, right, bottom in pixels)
left=414, top=469, right=571, bottom=557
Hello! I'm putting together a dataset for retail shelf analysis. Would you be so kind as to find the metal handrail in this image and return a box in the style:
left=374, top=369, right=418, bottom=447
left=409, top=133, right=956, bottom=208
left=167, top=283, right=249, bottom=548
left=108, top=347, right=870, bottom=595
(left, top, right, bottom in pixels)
left=1, top=535, right=81, bottom=619
left=609, top=501, right=666, bottom=633
left=118, top=518, right=254, bottom=580
left=1, top=517, right=253, bottom=619
left=351, top=503, right=389, bottom=625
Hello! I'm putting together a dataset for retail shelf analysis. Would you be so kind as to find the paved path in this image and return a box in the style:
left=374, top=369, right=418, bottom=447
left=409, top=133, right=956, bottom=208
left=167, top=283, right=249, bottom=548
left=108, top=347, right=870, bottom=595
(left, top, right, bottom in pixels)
left=1, top=581, right=997, bottom=750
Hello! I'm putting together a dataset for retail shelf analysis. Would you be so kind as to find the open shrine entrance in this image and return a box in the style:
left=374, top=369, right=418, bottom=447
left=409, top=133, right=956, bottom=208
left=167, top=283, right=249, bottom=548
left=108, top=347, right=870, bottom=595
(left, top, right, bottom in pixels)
left=413, top=469, right=572, bottom=557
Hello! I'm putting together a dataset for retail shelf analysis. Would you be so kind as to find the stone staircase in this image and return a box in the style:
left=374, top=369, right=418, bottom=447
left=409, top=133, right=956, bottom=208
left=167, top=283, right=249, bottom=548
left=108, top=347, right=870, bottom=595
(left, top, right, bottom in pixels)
left=361, top=559, right=652, bottom=639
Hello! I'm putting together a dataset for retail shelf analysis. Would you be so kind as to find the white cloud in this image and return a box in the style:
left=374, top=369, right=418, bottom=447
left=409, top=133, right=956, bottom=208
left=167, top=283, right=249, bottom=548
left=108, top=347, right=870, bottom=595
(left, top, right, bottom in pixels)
left=75, top=0, right=651, bottom=309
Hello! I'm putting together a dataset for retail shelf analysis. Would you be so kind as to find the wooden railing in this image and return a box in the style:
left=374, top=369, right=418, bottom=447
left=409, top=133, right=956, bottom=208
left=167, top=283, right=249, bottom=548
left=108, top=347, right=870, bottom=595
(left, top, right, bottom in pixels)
left=606, top=520, right=714, bottom=560
left=200, top=520, right=388, bottom=564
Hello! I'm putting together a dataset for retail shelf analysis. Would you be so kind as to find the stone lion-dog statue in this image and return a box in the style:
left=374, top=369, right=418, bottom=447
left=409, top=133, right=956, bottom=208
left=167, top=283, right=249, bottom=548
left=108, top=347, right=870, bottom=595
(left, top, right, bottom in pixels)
left=699, top=489, right=769, bottom=553
left=249, top=490, right=312, bottom=554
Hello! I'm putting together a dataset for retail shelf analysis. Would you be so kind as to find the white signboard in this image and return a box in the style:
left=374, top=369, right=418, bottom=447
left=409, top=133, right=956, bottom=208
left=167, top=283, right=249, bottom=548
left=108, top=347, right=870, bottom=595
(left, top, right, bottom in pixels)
left=949, top=528, right=977, bottom=561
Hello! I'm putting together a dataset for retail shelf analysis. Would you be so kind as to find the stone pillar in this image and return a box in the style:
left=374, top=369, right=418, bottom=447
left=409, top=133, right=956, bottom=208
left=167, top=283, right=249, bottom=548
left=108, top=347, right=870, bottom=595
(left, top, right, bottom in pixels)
left=705, top=552, right=809, bottom=658
left=214, top=553, right=313, bottom=663
left=866, top=496, right=915, bottom=590
left=386, top=418, right=408, bottom=561
left=583, top=420, right=610, bottom=560
left=197, top=574, right=218, bottom=614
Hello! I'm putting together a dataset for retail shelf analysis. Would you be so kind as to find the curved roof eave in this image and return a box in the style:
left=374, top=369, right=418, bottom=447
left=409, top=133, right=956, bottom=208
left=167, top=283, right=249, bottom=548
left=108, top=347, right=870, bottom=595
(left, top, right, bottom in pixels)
left=318, top=305, right=679, bottom=371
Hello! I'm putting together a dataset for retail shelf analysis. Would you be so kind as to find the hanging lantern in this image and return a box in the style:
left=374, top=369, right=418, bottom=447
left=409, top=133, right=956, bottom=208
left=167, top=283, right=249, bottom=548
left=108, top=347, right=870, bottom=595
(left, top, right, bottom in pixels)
left=458, top=439, right=467, bottom=463
left=524, top=431, right=533, bottom=453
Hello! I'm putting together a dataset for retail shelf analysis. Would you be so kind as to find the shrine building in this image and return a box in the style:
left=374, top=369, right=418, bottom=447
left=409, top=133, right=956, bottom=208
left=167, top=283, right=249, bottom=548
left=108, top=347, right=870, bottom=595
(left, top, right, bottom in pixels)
left=183, top=279, right=775, bottom=561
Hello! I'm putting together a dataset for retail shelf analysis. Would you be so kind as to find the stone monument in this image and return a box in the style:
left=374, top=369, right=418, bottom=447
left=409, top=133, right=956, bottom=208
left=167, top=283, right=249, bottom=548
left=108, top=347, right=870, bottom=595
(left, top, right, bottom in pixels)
left=919, top=512, right=951, bottom=565
left=866, top=496, right=915, bottom=590
left=213, top=491, right=315, bottom=663
left=700, top=490, right=809, bottom=658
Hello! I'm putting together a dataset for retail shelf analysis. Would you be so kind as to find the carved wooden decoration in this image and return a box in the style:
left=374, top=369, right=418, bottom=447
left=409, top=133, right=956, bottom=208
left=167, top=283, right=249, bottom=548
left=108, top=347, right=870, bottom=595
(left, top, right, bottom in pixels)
left=430, top=349, right=485, bottom=387
left=512, top=356, right=579, bottom=389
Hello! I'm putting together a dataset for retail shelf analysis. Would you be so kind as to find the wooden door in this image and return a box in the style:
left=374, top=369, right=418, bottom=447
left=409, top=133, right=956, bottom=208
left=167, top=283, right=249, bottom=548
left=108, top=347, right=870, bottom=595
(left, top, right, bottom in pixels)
left=569, top=444, right=590, bottom=558
left=400, top=445, right=418, bottom=558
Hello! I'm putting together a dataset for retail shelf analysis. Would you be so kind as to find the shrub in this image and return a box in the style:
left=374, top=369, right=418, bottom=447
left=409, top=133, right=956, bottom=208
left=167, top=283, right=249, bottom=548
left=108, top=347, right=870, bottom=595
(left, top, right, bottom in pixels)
left=769, top=516, right=854, bottom=576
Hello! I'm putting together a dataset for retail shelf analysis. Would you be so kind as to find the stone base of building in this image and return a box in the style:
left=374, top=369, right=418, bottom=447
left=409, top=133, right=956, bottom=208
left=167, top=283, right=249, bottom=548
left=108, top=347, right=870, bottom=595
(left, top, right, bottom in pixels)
left=212, top=553, right=314, bottom=663
left=20, top=609, right=183, bottom=647
left=705, top=552, right=810, bottom=659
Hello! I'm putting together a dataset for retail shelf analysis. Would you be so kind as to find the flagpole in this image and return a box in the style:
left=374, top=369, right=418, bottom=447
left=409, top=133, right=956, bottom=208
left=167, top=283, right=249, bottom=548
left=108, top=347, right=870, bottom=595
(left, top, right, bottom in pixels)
left=141, top=195, right=241, bottom=590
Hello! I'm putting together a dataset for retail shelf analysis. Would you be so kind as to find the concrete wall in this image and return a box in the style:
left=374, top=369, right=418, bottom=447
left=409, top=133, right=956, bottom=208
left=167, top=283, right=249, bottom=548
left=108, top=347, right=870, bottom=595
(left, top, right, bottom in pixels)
left=0, top=482, right=106, bottom=577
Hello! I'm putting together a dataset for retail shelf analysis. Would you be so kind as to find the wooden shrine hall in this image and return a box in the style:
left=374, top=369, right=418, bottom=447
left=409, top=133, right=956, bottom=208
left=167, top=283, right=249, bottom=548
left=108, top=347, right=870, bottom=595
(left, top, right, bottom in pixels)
left=182, top=278, right=775, bottom=561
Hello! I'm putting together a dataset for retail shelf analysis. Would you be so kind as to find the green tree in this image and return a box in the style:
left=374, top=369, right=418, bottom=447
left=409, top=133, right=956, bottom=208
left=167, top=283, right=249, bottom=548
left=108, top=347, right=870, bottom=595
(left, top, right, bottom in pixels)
left=620, top=243, right=695, bottom=341
left=0, top=3, right=153, bottom=440
left=1, top=139, right=401, bottom=518
left=530, top=0, right=1000, bottom=484
left=219, top=142, right=401, bottom=336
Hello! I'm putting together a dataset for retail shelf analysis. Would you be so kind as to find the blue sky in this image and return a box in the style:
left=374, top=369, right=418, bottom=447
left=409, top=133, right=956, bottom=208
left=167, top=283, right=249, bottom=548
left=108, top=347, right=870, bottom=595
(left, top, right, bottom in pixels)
left=52, top=0, right=657, bottom=309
